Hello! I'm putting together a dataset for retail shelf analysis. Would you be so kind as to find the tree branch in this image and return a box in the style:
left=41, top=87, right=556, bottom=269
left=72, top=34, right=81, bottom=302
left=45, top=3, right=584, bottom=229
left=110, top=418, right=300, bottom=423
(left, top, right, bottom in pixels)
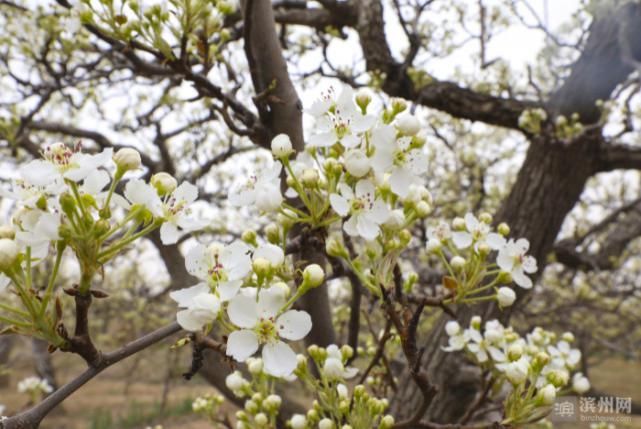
left=1, top=322, right=181, bottom=429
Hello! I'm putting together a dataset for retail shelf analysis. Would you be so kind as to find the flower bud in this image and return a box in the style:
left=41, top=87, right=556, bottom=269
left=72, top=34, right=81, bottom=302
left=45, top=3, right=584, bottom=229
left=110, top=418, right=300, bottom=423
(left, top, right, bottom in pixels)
left=562, top=332, right=575, bottom=342
left=415, top=201, right=432, bottom=218
left=537, top=384, right=556, bottom=406
left=532, top=352, right=550, bottom=370
left=380, top=415, right=395, bottom=429
left=355, top=88, right=372, bottom=111
left=323, top=357, right=345, bottom=379
left=505, top=359, right=529, bottom=385
left=302, top=264, right=325, bottom=288
left=391, top=98, right=407, bottom=114
left=241, top=230, right=258, bottom=246
left=445, top=320, right=461, bottom=336
left=452, top=217, right=465, bottom=231
left=271, top=134, right=293, bottom=158
left=336, top=383, right=349, bottom=399
left=225, top=371, right=248, bottom=392
left=497, top=287, right=516, bottom=307
left=59, top=192, right=76, bottom=215
left=479, top=212, right=493, bottom=224
left=302, top=168, right=319, bottom=187
left=290, top=414, right=307, bottom=429
left=477, top=243, right=491, bottom=257
left=319, top=418, right=334, bottom=429
left=326, top=236, right=348, bottom=258
left=547, top=369, right=569, bottom=388
left=470, top=316, right=482, bottom=330
left=396, top=114, right=420, bottom=136
left=247, top=358, right=263, bottom=375
left=399, top=229, right=412, bottom=246
left=272, top=281, right=291, bottom=298
left=0, top=239, right=19, bottom=271
left=572, top=373, right=590, bottom=394
left=344, top=149, right=370, bottom=178
left=265, top=394, right=282, bottom=409
left=113, top=148, right=141, bottom=173
left=507, top=344, right=523, bottom=361
left=255, top=413, right=268, bottom=425
left=244, top=399, right=258, bottom=413
left=151, top=172, right=177, bottom=196
left=498, top=222, right=510, bottom=237
left=253, top=257, right=271, bottom=278
left=450, top=256, right=466, bottom=271
left=265, top=223, right=281, bottom=244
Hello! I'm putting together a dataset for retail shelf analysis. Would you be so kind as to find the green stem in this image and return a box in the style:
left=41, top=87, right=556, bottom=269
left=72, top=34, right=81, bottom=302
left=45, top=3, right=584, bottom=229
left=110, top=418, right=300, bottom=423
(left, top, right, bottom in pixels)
left=39, top=243, right=65, bottom=316
left=98, top=220, right=161, bottom=263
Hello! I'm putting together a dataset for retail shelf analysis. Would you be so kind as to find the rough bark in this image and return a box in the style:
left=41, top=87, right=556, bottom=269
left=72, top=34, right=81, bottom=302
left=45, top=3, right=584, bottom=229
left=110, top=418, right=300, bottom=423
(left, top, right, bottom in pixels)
left=391, top=2, right=641, bottom=423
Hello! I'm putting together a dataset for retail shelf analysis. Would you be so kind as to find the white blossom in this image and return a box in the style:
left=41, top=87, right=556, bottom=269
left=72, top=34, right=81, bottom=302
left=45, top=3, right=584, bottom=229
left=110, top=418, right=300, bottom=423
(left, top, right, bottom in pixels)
left=330, top=180, right=390, bottom=240
left=497, top=238, right=537, bottom=289
left=183, top=241, right=251, bottom=300
left=230, top=162, right=283, bottom=212
left=226, top=288, right=312, bottom=377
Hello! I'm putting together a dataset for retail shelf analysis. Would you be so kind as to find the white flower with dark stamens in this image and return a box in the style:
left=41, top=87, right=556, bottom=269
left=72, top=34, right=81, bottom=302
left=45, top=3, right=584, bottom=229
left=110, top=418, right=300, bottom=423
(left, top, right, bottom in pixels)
left=452, top=213, right=506, bottom=250
left=170, top=290, right=221, bottom=332
left=20, top=143, right=113, bottom=187
left=183, top=241, right=251, bottom=301
left=330, top=179, right=390, bottom=240
left=226, top=288, right=312, bottom=377
left=307, top=86, right=375, bottom=149
left=371, top=127, right=428, bottom=198
left=427, top=221, right=452, bottom=243
left=125, top=179, right=201, bottom=244
left=230, top=162, right=283, bottom=212
left=497, top=238, right=537, bottom=289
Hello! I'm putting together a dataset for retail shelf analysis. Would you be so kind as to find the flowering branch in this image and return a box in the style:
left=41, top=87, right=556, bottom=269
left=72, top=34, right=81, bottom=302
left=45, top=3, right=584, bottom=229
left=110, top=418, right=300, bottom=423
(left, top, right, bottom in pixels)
left=1, top=322, right=181, bottom=429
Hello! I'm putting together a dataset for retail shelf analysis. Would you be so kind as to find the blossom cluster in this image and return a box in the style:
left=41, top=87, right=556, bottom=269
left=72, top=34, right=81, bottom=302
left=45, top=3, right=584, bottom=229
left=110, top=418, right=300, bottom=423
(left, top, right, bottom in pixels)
left=443, top=317, right=590, bottom=425
left=229, top=86, right=538, bottom=306
left=170, top=238, right=322, bottom=377
left=0, top=142, right=201, bottom=345
left=224, top=357, right=286, bottom=428
left=288, top=344, right=394, bottom=429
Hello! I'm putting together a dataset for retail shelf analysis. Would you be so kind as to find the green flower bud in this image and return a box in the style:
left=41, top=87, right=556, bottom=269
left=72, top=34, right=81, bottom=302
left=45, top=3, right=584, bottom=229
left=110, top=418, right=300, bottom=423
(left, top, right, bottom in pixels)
left=113, top=148, right=141, bottom=173
left=302, top=264, right=324, bottom=288
left=59, top=192, right=76, bottom=215
left=479, top=212, right=493, bottom=224
left=241, top=230, right=258, bottom=246
left=265, top=223, right=280, bottom=244
left=150, top=172, right=177, bottom=196
left=498, top=222, right=510, bottom=237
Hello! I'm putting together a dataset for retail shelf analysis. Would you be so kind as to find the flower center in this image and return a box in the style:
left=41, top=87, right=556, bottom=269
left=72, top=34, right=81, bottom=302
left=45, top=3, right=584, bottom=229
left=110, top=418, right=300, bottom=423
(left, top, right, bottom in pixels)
left=255, top=318, right=277, bottom=343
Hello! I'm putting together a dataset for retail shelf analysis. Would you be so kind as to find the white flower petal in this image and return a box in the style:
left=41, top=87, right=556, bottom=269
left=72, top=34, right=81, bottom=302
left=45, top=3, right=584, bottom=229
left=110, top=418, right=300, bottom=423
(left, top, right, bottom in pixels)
left=160, top=222, right=180, bottom=245
left=170, top=283, right=209, bottom=307
left=228, top=294, right=259, bottom=328
left=226, top=330, right=259, bottom=362
left=276, top=310, right=312, bottom=341
left=262, top=341, right=297, bottom=377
